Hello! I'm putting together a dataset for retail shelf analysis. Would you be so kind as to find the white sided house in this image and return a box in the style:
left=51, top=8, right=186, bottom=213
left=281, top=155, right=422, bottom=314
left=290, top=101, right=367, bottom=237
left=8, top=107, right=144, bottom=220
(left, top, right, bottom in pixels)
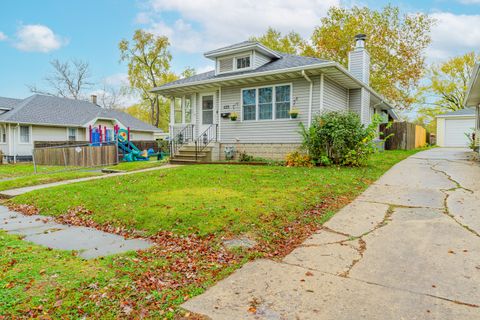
left=0, top=94, right=161, bottom=161
left=152, top=35, right=398, bottom=162
left=465, top=62, right=480, bottom=152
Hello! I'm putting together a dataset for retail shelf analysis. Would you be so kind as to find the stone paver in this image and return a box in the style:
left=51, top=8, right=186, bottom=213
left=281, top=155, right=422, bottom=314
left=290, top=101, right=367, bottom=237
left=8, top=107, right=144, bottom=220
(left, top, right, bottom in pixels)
left=182, top=148, right=480, bottom=319
left=0, top=164, right=178, bottom=198
left=0, top=206, right=152, bottom=259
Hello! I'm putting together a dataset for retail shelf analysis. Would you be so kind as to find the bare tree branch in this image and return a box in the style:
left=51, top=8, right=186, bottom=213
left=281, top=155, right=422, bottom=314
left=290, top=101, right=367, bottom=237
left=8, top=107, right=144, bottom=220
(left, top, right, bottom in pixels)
left=28, top=59, right=94, bottom=99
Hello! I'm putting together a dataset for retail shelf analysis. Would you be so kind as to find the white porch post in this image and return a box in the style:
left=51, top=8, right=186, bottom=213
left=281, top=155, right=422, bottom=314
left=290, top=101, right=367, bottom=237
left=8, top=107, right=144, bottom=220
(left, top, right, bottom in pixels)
left=169, top=97, right=175, bottom=141
left=218, top=86, right=222, bottom=142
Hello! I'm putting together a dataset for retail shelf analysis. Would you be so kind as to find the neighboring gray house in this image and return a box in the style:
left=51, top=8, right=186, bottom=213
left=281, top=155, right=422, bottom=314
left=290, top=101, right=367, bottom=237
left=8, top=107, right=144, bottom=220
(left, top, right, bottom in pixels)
left=152, top=35, right=398, bottom=162
left=465, top=62, right=480, bottom=151
left=0, top=94, right=161, bottom=161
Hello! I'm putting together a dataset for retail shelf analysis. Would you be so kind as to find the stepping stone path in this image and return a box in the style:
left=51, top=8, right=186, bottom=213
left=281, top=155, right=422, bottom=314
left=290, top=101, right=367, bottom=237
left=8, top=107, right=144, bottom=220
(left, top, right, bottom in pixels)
left=0, top=206, right=152, bottom=259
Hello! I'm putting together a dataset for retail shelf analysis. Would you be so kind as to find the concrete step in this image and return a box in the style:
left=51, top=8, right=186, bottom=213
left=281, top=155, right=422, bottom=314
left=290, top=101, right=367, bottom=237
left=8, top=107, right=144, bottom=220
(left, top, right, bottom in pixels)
left=179, top=145, right=213, bottom=152
left=170, top=159, right=204, bottom=165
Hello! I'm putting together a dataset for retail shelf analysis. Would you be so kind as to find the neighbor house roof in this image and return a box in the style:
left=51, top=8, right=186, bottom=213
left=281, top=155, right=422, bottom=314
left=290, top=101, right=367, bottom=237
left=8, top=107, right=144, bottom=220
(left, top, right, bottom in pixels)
left=0, top=94, right=161, bottom=132
left=0, top=97, right=22, bottom=109
left=436, top=108, right=476, bottom=118
left=465, top=63, right=480, bottom=107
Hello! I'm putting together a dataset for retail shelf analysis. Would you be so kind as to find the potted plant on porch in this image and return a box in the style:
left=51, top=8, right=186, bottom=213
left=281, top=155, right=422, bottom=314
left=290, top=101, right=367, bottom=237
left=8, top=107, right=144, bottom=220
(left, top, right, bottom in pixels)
left=230, top=112, right=239, bottom=121
left=289, top=108, right=299, bottom=119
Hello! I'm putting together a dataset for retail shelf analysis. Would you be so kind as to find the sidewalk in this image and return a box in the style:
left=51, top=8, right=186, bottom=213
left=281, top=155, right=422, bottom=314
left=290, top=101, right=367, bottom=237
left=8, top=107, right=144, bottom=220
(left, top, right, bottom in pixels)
left=182, top=148, right=480, bottom=319
left=0, top=164, right=178, bottom=198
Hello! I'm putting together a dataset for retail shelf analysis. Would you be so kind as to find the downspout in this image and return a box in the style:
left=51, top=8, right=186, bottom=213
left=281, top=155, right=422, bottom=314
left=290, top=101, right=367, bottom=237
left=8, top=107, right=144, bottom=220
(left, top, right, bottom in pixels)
left=302, top=70, right=313, bottom=127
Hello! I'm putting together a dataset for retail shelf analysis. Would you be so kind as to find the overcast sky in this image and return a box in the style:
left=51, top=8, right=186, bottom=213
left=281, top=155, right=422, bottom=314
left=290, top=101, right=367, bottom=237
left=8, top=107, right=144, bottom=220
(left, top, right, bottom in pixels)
left=0, top=0, right=479, bottom=105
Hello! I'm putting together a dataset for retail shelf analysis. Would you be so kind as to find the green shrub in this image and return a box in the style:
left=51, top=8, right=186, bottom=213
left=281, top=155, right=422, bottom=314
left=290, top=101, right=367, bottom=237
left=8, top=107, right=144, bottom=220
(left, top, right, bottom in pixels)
left=300, top=112, right=384, bottom=166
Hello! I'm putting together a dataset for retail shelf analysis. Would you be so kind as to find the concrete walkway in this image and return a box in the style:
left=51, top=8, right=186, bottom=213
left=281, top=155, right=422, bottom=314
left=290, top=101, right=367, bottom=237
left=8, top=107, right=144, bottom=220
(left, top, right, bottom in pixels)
left=183, top=148, right=480, bottom=319
left=0, top=164, right=178, bottom=198
left=0, top=206, right=152, bottom=259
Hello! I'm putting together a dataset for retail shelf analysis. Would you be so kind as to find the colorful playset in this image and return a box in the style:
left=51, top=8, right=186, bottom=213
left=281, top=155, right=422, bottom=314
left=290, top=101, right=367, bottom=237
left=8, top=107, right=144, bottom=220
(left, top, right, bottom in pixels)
left=89, top=125, right=159, bottom=162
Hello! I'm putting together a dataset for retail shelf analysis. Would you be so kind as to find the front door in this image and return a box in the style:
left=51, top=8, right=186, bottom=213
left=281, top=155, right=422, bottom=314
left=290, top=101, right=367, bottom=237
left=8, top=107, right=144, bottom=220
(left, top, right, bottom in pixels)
left=200, top=93, right=216, bottom=134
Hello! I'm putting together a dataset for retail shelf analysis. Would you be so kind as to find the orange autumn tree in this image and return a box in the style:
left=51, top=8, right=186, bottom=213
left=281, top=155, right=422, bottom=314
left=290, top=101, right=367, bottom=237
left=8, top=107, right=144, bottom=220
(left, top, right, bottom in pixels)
left=254, top=5, right=435, bottom=110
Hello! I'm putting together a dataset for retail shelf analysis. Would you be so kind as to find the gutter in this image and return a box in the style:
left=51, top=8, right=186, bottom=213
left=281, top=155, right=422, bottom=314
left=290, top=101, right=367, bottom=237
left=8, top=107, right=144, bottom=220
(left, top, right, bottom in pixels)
left=301, top=70, right=313, bottom=127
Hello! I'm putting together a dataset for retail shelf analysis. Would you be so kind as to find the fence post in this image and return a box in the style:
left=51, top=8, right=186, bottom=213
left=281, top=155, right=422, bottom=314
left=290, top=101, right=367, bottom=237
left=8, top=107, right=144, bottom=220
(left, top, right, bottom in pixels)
left=62, top=147, right=67, bottom=168
left=32, top=149, right=37, bottom=174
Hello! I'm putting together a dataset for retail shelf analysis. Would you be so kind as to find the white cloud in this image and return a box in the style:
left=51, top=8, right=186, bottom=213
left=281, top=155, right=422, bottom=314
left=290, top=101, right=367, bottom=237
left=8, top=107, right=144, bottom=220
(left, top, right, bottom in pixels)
left=103, top=73, right=129, bottom=87
left=0, top=32, right=7, bottom=41
left=14, top=24, right=66, bottom=53
left=428, top=12, right=480, bottom=61
left=141, top=0, right=339, bottom=52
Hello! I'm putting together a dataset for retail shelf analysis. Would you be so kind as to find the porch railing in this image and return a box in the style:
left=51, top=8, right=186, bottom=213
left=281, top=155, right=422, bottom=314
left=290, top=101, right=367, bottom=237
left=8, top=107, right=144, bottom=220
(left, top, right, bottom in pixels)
left=171, top=124, right=194, bottom=156
left=195, top=124, right=218, bottom=160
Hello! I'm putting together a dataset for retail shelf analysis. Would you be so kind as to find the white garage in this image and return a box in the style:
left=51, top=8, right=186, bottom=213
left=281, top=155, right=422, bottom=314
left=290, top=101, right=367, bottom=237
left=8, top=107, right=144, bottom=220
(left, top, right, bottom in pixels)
left=436, top=109, right=476, bottom=147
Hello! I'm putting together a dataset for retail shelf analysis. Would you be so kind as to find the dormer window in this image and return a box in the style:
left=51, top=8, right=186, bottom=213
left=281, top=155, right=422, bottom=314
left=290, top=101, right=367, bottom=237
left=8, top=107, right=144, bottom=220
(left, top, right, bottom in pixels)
left=236, top=56, right=250, bottom=69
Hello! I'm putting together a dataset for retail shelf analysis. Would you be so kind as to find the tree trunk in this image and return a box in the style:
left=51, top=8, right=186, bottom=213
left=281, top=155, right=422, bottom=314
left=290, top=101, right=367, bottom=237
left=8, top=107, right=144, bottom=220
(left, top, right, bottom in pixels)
left=154, top=96, right=160, bottom=128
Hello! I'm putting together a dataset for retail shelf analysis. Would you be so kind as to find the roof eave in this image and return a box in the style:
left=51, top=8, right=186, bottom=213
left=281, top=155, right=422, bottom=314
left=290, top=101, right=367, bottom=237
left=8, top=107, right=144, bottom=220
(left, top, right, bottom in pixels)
left=204, top=43, right=281, bottom=60
left=465, top=63, right=480, bottom=107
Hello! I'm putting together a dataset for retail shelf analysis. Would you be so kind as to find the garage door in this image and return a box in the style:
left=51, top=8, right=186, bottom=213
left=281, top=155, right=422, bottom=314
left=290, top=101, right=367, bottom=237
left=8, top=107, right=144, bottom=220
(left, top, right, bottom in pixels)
left=444, top=118, right=476, bottom=147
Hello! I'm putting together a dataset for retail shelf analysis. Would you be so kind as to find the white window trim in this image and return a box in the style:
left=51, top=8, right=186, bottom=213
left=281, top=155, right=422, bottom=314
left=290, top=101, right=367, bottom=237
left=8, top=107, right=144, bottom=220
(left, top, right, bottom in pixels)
left=183, top=95, right=193, bottom=124
left=240, top=83, right=293, bottom=122
left=217, top=51, right=253, bottom=75
left=199, top=92, right=216, bottom=126
left=18, top=125, right=32, bottom=145
left=66, top=127, right=78, bottom=141
left=174, top=97, right=183, bottom=124
left=0, top=125, right=6, bottom=144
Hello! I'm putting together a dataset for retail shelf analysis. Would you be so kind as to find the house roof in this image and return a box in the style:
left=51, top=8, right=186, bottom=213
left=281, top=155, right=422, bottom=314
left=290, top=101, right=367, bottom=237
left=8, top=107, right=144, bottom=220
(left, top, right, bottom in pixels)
left=0, top=94, right=162, bottom=132
left=151, top=50, right=398, bottom=120
left=155, top=52, right=329, bottom=90
left=436, top=108, right=476, bottom=118
left=0, top=97, right=22, bottom=109
left=465, top=63, right=480, bottom=107
left=204, top=41, right=281, bottom=59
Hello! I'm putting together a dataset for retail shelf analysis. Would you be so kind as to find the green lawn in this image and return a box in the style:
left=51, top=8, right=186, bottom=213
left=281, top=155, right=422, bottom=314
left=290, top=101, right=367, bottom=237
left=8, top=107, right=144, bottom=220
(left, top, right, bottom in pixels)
left=0, top=163, right=66, bottom=178
left=2, top=150, right=420, bottom=318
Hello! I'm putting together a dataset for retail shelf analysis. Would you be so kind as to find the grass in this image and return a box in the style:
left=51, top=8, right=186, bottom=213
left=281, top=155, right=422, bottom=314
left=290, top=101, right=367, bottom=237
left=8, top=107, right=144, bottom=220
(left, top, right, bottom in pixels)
left=0, top=158, right=168, bottom=192
left=2, top=149, right=421, bottom=318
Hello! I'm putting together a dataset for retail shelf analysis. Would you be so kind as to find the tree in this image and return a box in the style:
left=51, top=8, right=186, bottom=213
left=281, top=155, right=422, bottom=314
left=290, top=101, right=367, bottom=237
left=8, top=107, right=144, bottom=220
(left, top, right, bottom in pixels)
left=119, top=30, right=178, bottom=128
left=254, top=6, right=434, bottom=110
left=250, top=27, right=307, bottom=55
left=28, top=59, right=93, bottom=99
left=415, top=52, right=478, bottom=132
left=309, top=6, right=434, bottom=110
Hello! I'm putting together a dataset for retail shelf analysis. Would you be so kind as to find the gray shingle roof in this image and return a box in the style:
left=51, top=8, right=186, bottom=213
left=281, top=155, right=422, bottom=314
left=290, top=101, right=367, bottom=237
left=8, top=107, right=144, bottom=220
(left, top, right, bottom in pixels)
left=0, top=97, right=22, bottom=109
left=154, top=52, right=329, bottom=90
left=437, top=108, right=476, bottom=117
left=0, top=94, right=161, bottom=132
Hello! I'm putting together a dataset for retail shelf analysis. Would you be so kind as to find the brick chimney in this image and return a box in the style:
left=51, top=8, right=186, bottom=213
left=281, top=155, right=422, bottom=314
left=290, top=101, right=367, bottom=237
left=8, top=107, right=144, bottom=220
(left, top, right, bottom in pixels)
left=91, top=94, right=97, bottom=105
left=348, top=34, right=370, bottom=85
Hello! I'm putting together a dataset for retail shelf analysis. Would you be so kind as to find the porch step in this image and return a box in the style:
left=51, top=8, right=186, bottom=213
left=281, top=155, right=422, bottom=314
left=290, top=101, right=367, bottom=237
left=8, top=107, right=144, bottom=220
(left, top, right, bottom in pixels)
left=170, top=158, right=205, bottom=165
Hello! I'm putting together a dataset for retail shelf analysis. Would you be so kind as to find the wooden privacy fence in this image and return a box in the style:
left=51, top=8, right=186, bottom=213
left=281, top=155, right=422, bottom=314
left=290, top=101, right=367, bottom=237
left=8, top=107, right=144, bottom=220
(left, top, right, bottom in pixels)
left=379, top=122, right=427, bottom=150
left=33, top=144, right=118, bottom=167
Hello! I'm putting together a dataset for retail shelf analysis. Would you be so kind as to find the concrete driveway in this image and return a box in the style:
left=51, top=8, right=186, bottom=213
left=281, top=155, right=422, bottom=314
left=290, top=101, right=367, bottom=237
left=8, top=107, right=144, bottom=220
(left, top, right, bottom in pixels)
left=183, top=148, right=480, bottom=319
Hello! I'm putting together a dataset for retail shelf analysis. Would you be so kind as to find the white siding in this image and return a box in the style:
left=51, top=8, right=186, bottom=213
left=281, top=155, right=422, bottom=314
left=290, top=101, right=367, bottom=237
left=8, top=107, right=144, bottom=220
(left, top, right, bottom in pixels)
left=130, top=131, right=155, bottom=140
left=348, top=49, right=370, bottom=84
left=218, top=57, right=234, bottom=73
left=254, top=51, right=271, bottom=69
left=323, top=78, right=348, bottom=113
left=219, top=77, right=310, bottom=143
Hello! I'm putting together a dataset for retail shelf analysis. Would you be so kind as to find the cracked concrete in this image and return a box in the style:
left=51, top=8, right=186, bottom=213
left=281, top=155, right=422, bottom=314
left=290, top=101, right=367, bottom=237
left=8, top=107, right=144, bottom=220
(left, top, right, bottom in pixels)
left=182, top=148, right=480, bottom=319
